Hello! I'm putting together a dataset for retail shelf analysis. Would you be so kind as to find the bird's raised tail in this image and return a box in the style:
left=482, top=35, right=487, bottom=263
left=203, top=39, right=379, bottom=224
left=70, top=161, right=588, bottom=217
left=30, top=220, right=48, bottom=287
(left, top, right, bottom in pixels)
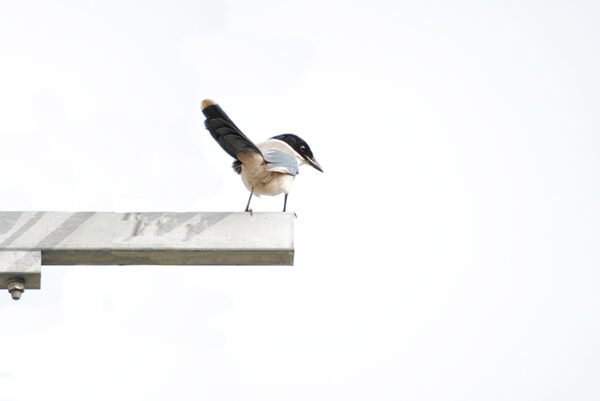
left=201, top=99, right=261, bottom=162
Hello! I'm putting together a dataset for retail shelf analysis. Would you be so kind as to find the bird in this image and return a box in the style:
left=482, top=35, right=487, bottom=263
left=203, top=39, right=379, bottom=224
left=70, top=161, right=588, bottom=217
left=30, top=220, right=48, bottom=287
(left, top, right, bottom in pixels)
left=201, top=99, right=323, bottom=212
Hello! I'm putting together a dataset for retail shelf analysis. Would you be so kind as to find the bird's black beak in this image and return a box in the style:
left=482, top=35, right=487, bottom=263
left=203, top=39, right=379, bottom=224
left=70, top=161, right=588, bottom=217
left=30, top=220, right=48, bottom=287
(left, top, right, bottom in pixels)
left=306, top=156, right=323, bottom=172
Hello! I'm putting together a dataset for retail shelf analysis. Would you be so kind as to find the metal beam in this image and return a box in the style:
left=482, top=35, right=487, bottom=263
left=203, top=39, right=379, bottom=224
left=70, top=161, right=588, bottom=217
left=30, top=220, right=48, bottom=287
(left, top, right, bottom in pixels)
left=0, top=212, right=294, bottom=298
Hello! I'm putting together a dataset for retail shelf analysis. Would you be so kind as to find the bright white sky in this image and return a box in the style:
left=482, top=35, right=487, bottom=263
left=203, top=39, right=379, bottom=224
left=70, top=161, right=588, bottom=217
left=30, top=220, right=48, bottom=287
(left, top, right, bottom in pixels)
left=1, top=0, right=600, bottom=400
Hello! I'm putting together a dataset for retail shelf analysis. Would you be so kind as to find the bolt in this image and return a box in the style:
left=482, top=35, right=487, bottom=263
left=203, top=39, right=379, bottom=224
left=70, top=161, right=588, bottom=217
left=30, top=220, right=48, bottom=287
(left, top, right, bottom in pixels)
left=7, top=279, right=25, bottom=301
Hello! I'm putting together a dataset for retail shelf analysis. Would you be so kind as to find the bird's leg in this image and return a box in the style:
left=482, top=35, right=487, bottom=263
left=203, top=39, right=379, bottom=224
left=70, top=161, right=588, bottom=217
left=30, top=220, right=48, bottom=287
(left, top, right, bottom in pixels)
left=283, top=193, right=288, bottom=212
left=245, top=190, right=254, bottom=215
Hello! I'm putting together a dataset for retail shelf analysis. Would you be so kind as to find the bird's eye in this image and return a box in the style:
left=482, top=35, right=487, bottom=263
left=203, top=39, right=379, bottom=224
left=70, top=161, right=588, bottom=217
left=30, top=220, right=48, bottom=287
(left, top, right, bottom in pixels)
left=300, top=145, right=306, bottom=151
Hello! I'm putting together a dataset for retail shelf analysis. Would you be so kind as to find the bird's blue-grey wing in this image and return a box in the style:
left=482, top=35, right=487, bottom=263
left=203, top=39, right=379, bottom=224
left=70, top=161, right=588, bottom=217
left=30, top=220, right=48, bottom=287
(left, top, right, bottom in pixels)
left=263, top=149, right=299, bottom=176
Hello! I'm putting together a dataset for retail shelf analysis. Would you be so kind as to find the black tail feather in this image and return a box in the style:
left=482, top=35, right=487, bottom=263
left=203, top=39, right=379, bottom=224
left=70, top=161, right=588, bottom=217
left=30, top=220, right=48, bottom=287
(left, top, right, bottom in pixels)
left=202, top=102, right=261, bottom=159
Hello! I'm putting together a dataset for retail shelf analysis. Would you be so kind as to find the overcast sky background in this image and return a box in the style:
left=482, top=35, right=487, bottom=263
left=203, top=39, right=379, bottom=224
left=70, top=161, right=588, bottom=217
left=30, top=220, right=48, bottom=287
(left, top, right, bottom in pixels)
left=1, top=0, right=600, bottom=400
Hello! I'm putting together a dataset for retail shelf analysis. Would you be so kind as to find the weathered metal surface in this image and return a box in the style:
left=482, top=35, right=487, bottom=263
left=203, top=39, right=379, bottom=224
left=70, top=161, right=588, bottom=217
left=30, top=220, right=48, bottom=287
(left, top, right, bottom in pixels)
left=0, top=212, right=294, bottom=250
left=0, top=212, right=295, bottom=291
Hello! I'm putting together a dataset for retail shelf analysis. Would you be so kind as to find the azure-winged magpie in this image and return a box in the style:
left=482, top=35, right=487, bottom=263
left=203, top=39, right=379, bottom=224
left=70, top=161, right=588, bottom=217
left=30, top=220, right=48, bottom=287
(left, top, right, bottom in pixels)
left=201, top=99, right=323, bottom=212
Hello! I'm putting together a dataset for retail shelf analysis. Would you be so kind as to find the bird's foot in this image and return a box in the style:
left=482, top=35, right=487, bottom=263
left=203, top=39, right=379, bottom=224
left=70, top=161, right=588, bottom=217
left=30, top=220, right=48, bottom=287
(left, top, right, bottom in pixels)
left=245, top=208, right=254, bottom=216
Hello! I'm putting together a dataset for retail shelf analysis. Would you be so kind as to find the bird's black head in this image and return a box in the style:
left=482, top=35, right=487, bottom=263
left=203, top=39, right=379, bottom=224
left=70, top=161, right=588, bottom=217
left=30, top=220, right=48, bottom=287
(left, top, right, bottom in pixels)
left=271, top=133, right=323, bottom=172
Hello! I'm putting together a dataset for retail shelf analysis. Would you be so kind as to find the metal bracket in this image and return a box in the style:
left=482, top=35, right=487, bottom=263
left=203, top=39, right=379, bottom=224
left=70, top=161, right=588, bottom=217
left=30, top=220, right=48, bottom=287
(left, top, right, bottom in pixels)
left=0, top=251, right=42, bottom=300
left=0, top=212, right=295, bottom=300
